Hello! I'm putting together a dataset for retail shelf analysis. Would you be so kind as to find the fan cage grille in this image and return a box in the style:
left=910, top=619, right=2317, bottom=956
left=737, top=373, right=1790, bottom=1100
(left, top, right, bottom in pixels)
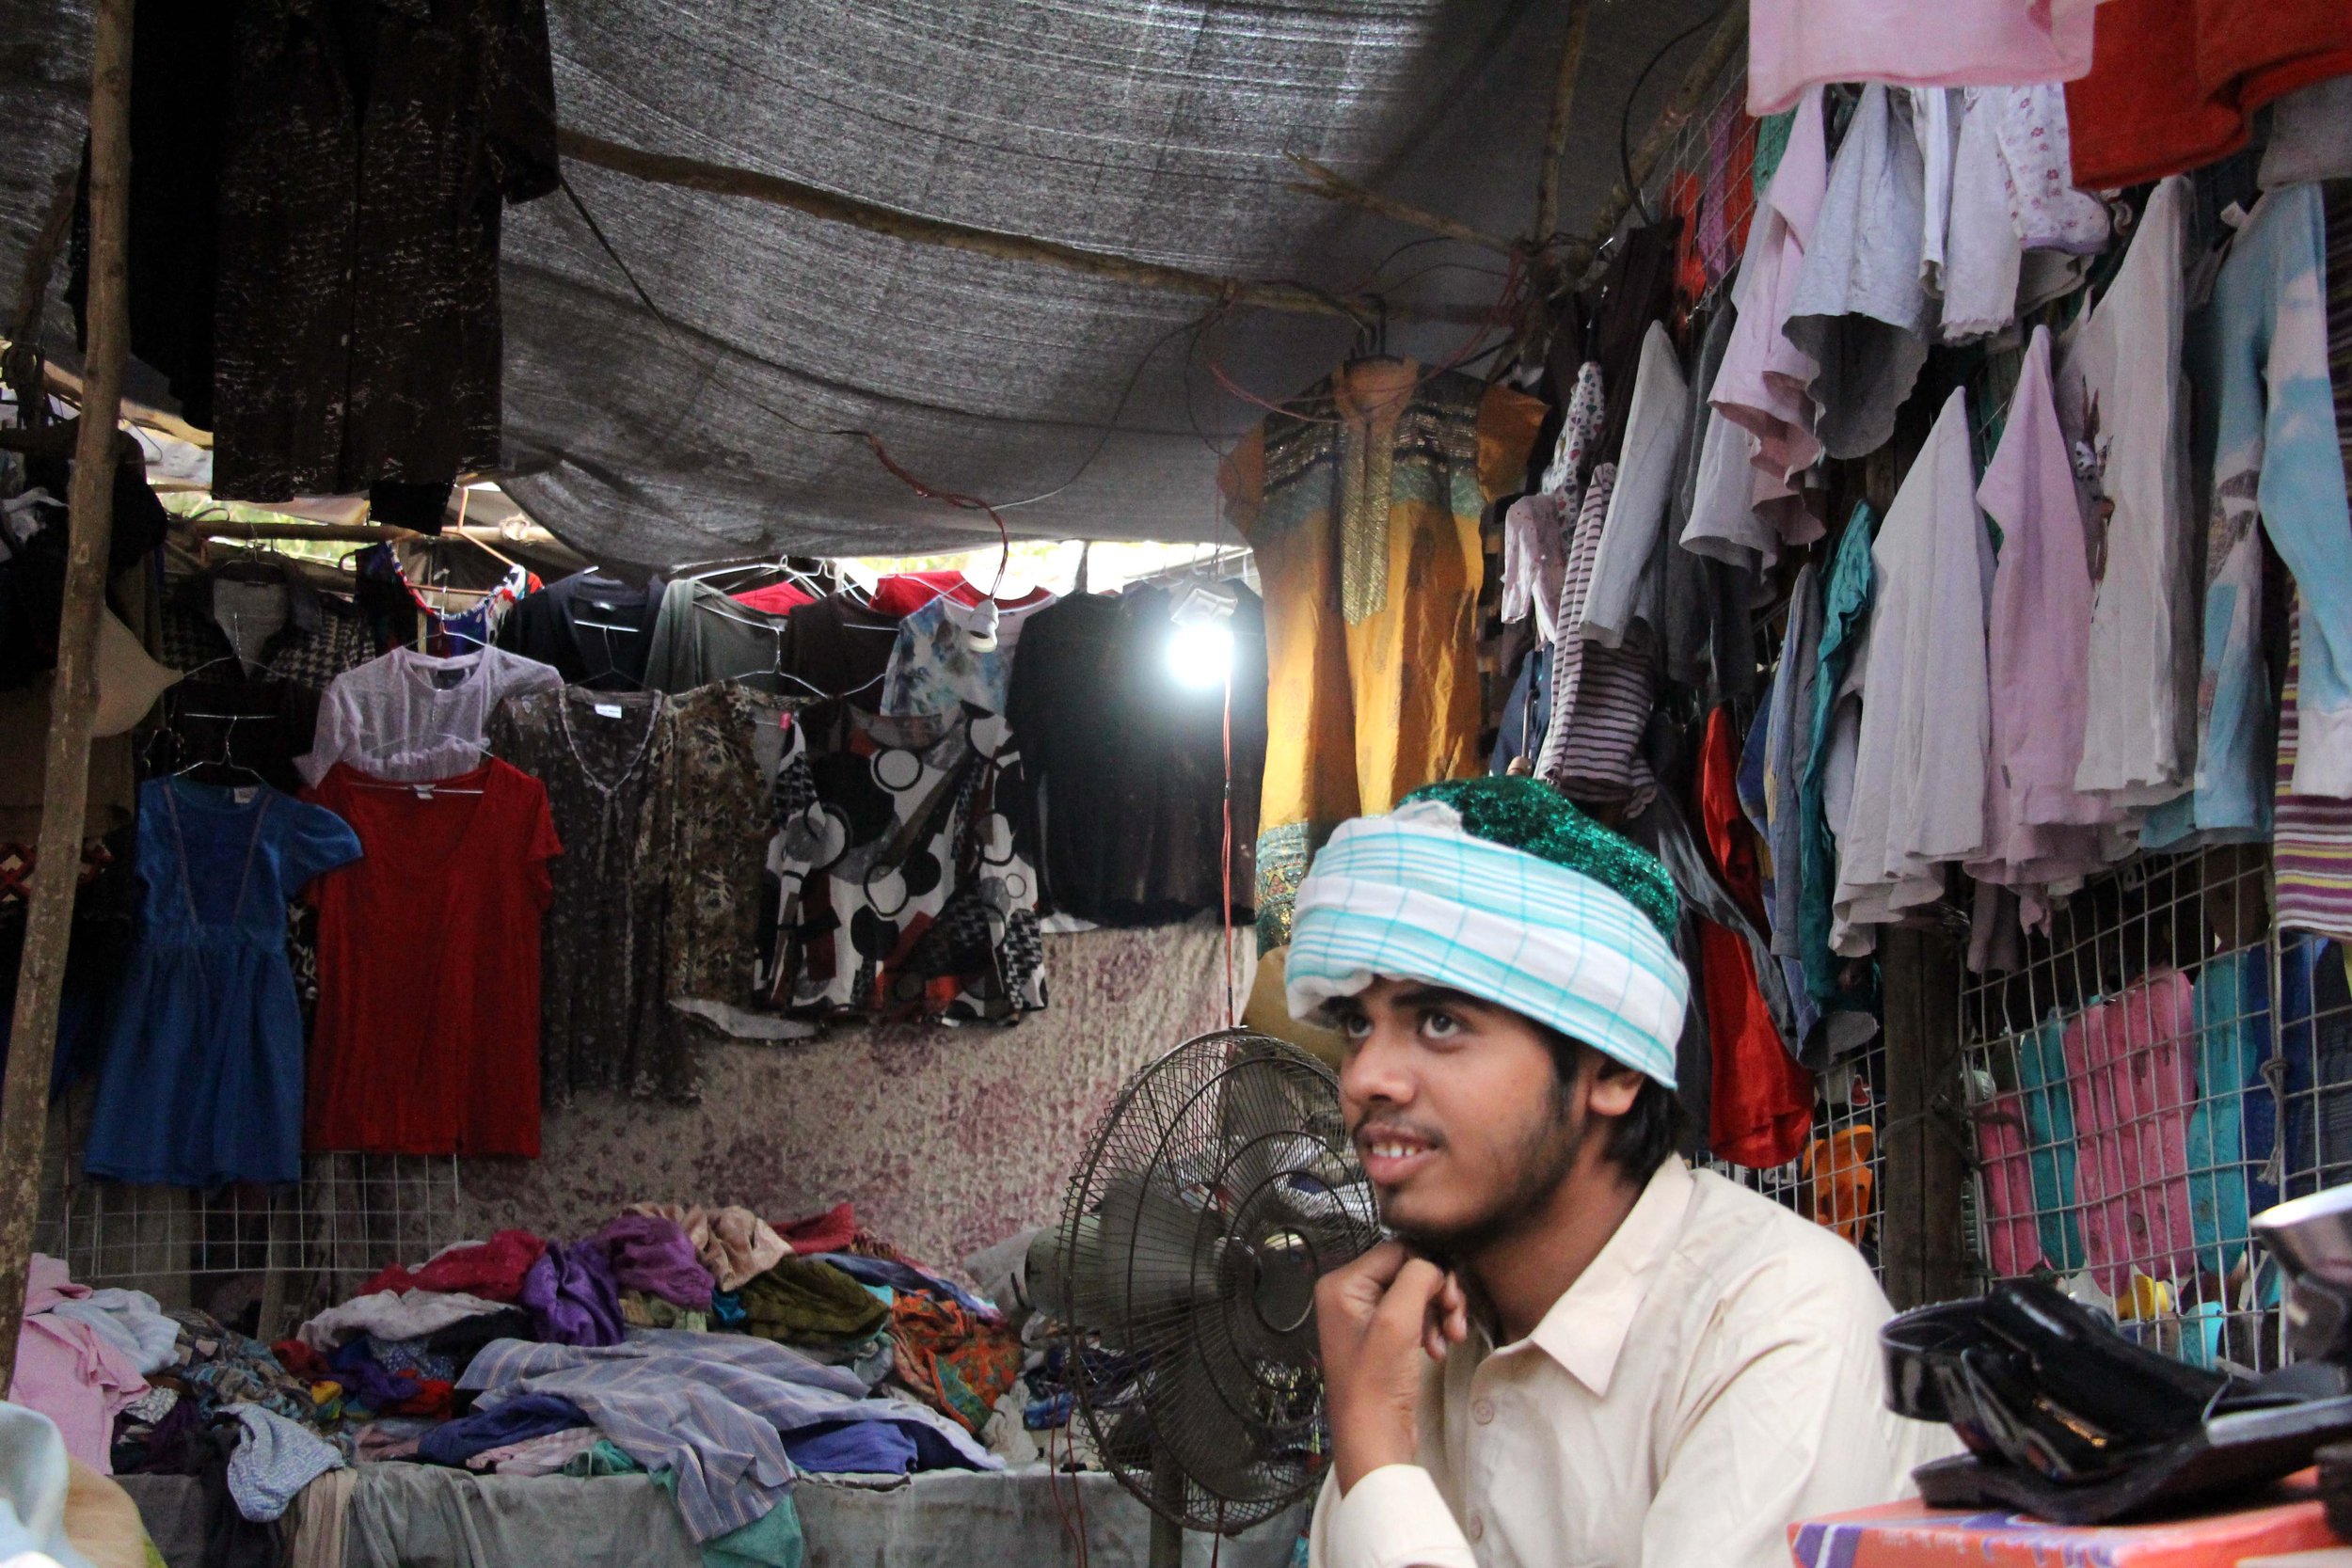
left=1053, top=1029, right=1380, bottom=1535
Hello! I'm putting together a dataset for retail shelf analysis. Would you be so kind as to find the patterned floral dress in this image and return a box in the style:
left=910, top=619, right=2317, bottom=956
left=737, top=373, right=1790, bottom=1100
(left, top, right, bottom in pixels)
left=768, top=705, right=1045, bottom=1022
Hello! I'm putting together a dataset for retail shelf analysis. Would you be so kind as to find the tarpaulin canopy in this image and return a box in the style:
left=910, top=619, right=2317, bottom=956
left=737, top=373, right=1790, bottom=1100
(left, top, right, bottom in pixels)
left=0, top=0, right=1723, bottom=567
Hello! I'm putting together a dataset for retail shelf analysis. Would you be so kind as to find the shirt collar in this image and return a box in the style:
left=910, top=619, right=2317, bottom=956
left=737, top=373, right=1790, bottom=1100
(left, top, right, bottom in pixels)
left=1518, top=1155, right=1697, bottom=1399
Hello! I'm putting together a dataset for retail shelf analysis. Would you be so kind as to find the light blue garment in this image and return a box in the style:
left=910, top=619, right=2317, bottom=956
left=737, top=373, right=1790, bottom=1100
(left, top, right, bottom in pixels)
left=0, top=1405, right=96, bottom=1568
left=1798, top=505, right=1878, bottom=1013
left=2187, top=948, right=2278, bottom=1275
left=47, top=1288, right=178, bottom=1374
left=880, top=598, right=1025, bottom=718
left=2170, top=182, right=2352, bottom=834
left=228, top=1404, right=346, bottom=1522
left=461, top=1331, right=998, bottom=1542
left=1285, top=802, right=1690, bottom=1085
left=2013, top=1016, right=2086, bottom=1274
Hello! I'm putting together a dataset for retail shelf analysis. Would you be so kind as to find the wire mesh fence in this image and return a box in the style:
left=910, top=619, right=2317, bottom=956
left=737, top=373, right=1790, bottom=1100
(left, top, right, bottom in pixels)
left=33, top=1087, right=467, bottom=1340
left=1953, top=845, right=2324, bottom=1373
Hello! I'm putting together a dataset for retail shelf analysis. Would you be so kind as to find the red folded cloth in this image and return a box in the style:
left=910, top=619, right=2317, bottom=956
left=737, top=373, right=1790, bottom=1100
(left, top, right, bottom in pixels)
left=774, top=1202, right=857, bottom=1256
left=2067, top=0, right=2352, bottom=186
left=732, top=580, right=816, bottom=615
left=358, top=1228, right=548, bottom=1303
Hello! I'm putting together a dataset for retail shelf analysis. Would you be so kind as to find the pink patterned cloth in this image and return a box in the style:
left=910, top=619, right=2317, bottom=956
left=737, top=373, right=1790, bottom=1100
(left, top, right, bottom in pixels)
left=10, top=1255, right=148, bottom=1473
left=1974, top=1093, right=2045, bottom=1277
left=1747, top=0, right=2096, bottom=117
left=2063, top=970, right=2200, bottom=1293
left=1992, top=85, right=2110, bottom=254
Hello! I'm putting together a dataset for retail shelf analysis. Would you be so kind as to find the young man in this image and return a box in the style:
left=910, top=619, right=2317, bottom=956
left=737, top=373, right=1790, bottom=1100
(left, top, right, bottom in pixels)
left=1289, top=776, right=1956, bottom=1568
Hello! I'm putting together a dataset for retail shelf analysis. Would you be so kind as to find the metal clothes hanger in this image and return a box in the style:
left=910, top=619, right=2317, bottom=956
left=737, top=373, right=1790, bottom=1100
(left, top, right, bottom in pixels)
left=345, top=754, right=490, bottom=797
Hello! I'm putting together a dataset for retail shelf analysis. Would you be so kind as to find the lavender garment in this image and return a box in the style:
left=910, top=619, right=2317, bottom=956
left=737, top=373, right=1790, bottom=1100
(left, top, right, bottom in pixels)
left=520, top=1243, right=625, bottom=1347
left=460, top=1330, right=998, bottom=1542
left=590, top=1214, right=716, bottom=1308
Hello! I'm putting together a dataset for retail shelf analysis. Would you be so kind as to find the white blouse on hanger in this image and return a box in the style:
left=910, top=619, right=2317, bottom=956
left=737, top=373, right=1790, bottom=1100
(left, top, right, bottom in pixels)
left=298, top=645, right=564, bottom=785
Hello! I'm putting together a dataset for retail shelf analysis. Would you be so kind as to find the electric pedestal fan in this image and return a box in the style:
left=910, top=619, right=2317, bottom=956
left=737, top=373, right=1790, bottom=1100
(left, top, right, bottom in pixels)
left=1025, top=1029, right=1382, bottom=1568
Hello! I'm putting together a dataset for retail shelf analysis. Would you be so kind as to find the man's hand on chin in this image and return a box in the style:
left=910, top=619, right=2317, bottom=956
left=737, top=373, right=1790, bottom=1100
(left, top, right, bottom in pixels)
left=1315, top=1240, right=1470, bottom=1495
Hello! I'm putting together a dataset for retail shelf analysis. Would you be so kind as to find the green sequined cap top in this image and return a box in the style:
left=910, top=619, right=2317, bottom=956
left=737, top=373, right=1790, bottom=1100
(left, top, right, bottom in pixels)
left=1403, top=776, right=1681, bottom=941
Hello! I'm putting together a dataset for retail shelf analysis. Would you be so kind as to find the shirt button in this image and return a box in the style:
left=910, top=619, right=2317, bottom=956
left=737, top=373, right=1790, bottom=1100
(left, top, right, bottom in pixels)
left=1472, top=1398, right=1496, bottom=1425
left=1467, top=1513, right=1486, bottom=1544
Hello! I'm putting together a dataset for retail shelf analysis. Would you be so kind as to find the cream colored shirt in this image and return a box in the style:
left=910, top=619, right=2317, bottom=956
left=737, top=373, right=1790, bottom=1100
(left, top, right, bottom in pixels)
left=1308, top=1157, right=1960, bottom=1568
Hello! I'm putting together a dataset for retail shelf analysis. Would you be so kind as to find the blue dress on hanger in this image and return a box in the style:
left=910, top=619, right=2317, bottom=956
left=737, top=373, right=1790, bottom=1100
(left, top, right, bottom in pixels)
left=85, top=779, right=360, bottom=1186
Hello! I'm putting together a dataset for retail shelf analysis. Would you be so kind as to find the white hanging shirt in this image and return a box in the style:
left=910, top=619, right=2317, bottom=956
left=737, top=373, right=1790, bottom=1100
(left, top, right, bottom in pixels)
left=1831, top=388, right=1994, bottom=954
left=299, top=645, right=564, bottom=784
left=1579, top=323, right=1690, bottom=649
left=2061, top=175, right=2197, bottom=812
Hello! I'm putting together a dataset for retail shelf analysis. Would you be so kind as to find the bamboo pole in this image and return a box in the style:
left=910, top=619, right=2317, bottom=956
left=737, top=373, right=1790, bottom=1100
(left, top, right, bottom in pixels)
left=559, top=128, right=1358, bottom=320
left=1534, top=0, right=1595, bottom=246
left=0, top=0, right=134, bottom=1392
left=1280, top=154, right=1517, bottom=257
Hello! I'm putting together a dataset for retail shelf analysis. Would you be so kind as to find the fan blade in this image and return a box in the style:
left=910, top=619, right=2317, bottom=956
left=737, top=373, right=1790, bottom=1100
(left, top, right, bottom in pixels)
left=1142, top=1341, right=1273, bottom=1507
left=1071, top=1173, right=1219, bottom=1340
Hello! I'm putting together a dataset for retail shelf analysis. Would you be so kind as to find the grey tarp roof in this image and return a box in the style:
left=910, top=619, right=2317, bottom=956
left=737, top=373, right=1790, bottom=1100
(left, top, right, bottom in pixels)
left=2, top=0, right=1720, bottom=565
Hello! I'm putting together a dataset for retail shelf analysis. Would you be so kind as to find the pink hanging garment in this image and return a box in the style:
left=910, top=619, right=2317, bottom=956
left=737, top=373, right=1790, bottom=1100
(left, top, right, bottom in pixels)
left=1711, top=86, right=1829, bottom=490
left=2063, top=969, right=2201, bottom=1293
left=1747, top=0, right=2096, bottom=117
left=1974, top=1092, right=2046, bottom=1277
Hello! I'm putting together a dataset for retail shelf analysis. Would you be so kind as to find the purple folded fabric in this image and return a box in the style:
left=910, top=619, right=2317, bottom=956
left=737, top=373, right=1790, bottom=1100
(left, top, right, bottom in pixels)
left=519, top=1243, right=624, bottom=1347
left=588, top=1214, right=715, bottom=1308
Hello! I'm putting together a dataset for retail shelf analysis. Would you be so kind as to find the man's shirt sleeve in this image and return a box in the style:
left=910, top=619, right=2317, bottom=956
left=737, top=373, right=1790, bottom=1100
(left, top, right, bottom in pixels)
left=1308, top=1467, right=1478, bottom=1568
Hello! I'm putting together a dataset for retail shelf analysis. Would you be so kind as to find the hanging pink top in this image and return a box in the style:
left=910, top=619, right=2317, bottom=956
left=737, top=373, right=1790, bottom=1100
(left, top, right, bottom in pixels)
left=1966, top=325, right=2109, bottom=912
left=1747, top=0, right=2097, bottom=117
left=1711, top=87, right=1828, bottom=489
left=2062, top=969, right=2200, bottom=1295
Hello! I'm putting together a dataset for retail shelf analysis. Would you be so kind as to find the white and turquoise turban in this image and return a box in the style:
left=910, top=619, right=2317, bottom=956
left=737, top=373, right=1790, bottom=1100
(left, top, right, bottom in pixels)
left=1283, top=776, right=1690, bottom=1086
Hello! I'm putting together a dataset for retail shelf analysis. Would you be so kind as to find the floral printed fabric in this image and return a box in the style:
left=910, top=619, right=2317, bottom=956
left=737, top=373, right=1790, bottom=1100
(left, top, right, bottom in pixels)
left=658, top=684, right=783, bottom=1040
left=1990, top=85, right=2109, bottom=255
left=880, top=595, right=1058, bottom=719
left=769, top=705, right=1045, bottom=1023
left=457, top=921, right=1241, bottom=1268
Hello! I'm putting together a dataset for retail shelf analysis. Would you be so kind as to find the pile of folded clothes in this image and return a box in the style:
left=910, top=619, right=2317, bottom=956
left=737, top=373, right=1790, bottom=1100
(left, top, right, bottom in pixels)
left=24, top=1200, right=1036, bottom=1552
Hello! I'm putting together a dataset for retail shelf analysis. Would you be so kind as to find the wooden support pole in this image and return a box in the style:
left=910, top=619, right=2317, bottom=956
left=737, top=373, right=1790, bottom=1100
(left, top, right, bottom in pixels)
left=1879, top=925, right=1970, bottom=1310
left=1280, top=154, right=1518, bottom=257
left=1534, top=0, right=1595, bottom=245
left=0, top=0, right=134, bottom=1392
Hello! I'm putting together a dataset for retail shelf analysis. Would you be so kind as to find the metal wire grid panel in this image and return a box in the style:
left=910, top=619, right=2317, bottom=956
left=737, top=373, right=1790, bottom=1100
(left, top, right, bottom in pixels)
left=1953, top=845, right=2314, bottom=1373
left=1629, top=35, right=1762, bottom=316
left=33, top=1088, right=466, bottom=1338
left=1706, top=1051, right=1890, bottom=1270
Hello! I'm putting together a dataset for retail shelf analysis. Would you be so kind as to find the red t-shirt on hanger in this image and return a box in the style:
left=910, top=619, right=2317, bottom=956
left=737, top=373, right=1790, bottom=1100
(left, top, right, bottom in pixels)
left=731, top=579, right=817, bottom=615
left=305, top=759, right=561, bottom=1156
left=868, top=571, right=1056, bottom=618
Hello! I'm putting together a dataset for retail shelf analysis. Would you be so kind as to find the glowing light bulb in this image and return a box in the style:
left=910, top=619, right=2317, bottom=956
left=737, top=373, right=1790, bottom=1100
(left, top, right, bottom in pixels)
left=1167, top=621, right=1233, bottom=689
